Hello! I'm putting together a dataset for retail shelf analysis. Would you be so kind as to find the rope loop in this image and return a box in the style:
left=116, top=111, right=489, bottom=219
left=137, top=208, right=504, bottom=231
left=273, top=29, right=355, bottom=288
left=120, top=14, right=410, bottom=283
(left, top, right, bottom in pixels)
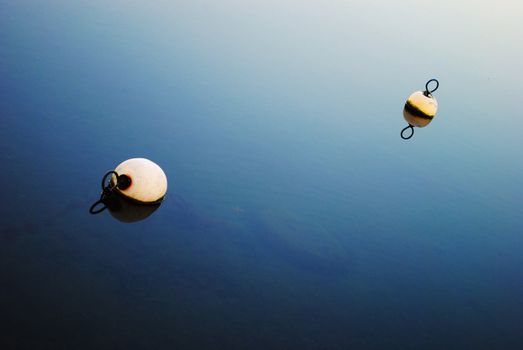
left=424, top=78, right=439, bottom=96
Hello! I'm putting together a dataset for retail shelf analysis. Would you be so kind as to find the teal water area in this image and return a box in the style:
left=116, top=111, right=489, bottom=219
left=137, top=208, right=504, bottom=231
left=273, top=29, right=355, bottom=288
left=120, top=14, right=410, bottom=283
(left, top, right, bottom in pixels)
left=1, top=1, right=523, bottom=349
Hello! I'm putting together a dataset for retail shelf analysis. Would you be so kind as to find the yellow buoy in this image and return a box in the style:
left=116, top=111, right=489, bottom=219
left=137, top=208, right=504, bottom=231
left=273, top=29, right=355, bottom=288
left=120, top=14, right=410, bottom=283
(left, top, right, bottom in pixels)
left=401, top=79, right=439, bottom=140
left=90, top=158, right=167, bottom=215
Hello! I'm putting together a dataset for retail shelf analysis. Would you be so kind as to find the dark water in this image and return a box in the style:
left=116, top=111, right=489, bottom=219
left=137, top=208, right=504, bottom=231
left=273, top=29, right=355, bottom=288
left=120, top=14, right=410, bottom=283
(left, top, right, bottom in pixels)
left=1, top=1, right=523, bottom=349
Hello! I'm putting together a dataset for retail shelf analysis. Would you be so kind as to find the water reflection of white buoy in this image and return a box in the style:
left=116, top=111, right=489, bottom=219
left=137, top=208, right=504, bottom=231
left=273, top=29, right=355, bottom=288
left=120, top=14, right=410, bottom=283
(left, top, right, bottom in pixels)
left=112, top=158, right=168, bottom=204
left=401, top=79, right=439, bottom=140
left=106, top=194, right=162, bottom=223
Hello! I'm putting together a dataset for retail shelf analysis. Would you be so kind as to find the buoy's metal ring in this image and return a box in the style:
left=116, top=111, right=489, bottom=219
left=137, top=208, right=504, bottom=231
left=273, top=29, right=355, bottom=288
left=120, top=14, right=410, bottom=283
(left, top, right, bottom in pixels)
left=401, top=125, right=414, bottom=140
left=90, top=170, right=120, bottom=215
left=425, top=78, right=439, bottom=95
left=89, top=199, right=108, bottom=214
left=101, top=170, right=119, bottom=191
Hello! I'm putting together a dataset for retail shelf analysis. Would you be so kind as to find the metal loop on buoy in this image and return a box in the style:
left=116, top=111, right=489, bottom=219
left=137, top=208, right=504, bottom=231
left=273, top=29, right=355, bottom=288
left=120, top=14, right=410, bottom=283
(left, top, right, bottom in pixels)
left=90, top=170, right=121, bottom=215
left=401, top=125, right=414, bottom=140
left=101, top=170, right=119, bottom=191
left=424, top=79, right=439, bottom=96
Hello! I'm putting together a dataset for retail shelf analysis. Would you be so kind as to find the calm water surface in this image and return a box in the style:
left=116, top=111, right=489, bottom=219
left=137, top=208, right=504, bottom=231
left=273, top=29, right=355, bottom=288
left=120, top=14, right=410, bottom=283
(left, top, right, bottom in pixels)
left=1, top=1, right=522, bottom=349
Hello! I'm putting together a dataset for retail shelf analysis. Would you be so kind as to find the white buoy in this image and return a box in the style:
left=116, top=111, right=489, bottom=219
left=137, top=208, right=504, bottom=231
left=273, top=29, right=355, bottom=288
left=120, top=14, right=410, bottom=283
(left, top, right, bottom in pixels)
left=112, top=158, right=168, bottom=204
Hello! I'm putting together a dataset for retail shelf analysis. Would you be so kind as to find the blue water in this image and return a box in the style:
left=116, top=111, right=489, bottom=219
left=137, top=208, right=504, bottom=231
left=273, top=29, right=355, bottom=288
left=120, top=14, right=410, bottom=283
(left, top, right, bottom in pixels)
left=1, top=1, right=523, bottom=349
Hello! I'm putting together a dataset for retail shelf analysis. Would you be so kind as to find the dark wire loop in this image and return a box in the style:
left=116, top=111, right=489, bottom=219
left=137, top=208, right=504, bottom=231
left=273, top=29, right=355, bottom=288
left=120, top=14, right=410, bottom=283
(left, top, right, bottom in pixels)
left=101, top=170, right=119, bottom=191
left=424, top=78, right=439, bottom=96
left=401, top=125, right=414, bottom=140
left=90, top=170, right=120, bottom=215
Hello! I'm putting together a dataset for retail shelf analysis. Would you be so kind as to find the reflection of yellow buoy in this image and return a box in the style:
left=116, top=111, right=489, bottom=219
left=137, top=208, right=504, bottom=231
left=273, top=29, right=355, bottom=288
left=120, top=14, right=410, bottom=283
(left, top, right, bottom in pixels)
left=112, top=158, right=168, bottom=204
left=401, top=79, right=439, bottom=140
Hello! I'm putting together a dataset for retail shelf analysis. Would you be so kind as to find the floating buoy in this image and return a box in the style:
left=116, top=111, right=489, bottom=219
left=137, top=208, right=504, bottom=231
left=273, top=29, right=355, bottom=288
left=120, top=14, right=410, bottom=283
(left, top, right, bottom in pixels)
left=112, top=158, right=168, bottom=203
left=89, top=158, right=167, bottom=215
left=401, top=79, right=439, bottom=140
